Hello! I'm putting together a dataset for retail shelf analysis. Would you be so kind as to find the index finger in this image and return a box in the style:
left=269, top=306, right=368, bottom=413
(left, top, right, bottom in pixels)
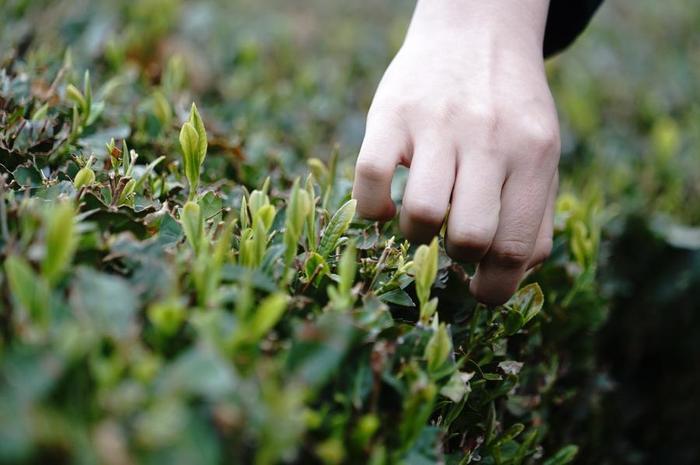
left=352, top=111, right=409, bottom=220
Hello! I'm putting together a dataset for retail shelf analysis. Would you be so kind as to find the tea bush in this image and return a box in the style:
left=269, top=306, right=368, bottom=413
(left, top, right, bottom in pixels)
left=1, top=0, right=698, bottom=464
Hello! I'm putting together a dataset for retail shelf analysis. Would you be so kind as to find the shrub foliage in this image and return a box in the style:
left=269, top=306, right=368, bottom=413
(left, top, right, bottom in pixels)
left=0, top=51, right=608, bottom=465
left=8, top=0, right=698, bottom=464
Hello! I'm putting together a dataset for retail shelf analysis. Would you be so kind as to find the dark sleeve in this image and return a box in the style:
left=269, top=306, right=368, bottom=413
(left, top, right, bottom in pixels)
left=543, top=0, right=604, bottom=57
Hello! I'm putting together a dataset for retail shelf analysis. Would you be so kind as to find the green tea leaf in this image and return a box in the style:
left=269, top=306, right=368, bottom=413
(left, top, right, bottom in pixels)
left=305, top=251, right=329, bottom=285
left=413, top=237, right=439, bottom=318
left=42, top=202, right=77, bottom=286
left=247, top=293, right=288, bottom=342
left=152, top=90, right=172, bottom=127
left=148, top=298, right=186, bottom=336
left=181, top=201, right=203, bottom=254
left=439, top=371, right=471, bottom=403
left=117, top=178, right=136, bottom=205
left=337, top=241, right=356, bottom=296
left=255, top=204, right=276, bottom=231
left=508, top=283, right=544, bottom=324
left=318, top=199, right=356, bottom=258
left=188, top=102, right=208, bottom=166
left=425, top=320, right=452, bottom=373
left=5, top=255, right=50, bottom=326
left=284, top=179, right=311, bottom=266
left=543, top=445, right=579, bottom=465
left=66, top=84, right=86, bottom=111
left=180, top=121, right=200, bottom=196
left=73, top=166, right=95, bottom=189
left=378, top=288, right=415, bottom=307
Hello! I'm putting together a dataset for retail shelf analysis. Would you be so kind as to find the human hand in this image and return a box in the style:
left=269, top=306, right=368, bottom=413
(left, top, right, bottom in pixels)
left=352, top=0, right=560, bottom=305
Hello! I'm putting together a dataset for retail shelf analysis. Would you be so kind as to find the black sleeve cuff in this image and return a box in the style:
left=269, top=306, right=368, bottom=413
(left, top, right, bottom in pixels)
left=543, top=0, right=604, bottom=57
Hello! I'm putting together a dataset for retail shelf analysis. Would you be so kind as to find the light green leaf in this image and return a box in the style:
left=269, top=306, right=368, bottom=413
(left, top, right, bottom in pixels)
left=543, top=445, right=579, bottom=465
left=152, top=90, right=172, bottom=127
left=66, top=84, right=86, bottom=111
left=305, top=251, right=329, bottom=286
left=425, top=320, right=452, bottom=372
left=73, top=166, right=95, bottom=189
left=252, top=217, right=268, bottom=265
left=187, top=102, right=207, bottom=165
left=5, top=255, right=50, bottom=326
left=239, top=196, right=250, bottom=230
left=377, top=288, right=415, bottom=307
left=248, top=189, right=269, bottom=219
left=439, top=371, right=472, bottom=403
left=83, top=70, right=92, bottom=117
left=307, top=158, right=328, bottom=186
left=117, top=178, right=136, bottom=205
left=419, top=297, right=438, bottom=324
left=337, top=241, right=356, bottom=296
left=305, top=175, right=318, bottom=251
left=284, top=179, right=311, bottom=266
left=255, top=204, right=276, bottom=232
left=180, top=121, right=200, bottom=196
left=286, top=179, right=311, bottom=237
left=181, top=201, right=203, bottom=254
left=413, top=237, right=438, bottom=308
left=148, top=298, right=186, bottom=336
left=318, top=199, right=356, bottom=258
left=247, top=293, right=288, bottom=342
left=507, top=283, right=544, bottom=324
left=31, top=102, right=49, bottom=121
left=42, top=202, right=77, bottom=286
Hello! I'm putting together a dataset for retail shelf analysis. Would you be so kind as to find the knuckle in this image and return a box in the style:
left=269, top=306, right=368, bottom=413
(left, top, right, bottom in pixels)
left=394, top=99, right=419, bottom=117
left=402, top=198, right=445, bottom=227
left=530, top=238, right=554, bottom=266
left=370, top=99, right=417, bottom=122
left=489, top=239, right=532, bottom=267
left=466, top=104, right=500, bottom=134
left=448, top=225, right=493, bottom=252
left=357, top=204, right=392, bottom=221
left=520, top=118, right=561, bottom=159
left=471, top=281, right=515, bottom=307
left=355, top=159, right=388, bottom=184
left=433, top=100, right=462, bottom=125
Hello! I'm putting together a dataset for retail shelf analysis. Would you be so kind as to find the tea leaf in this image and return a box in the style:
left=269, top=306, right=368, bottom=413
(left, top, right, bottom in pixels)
left=5, top=255, right=50, bottom=326
left=543, top=445, right=579, bottom=465
left=318, top=199, right=356, bottom=258
left=413, top=237, right=438, bottom=321
left=337, top=240, right=357, bottom=296
left=284, top=179, right=311, bottom=266
left=508, top=283, right=544, bottom=324
left=148, top=298, right=186, bottom=336
left=439, top=371, right=471, bottom=403
left=305, top=251, right=330, bottom=285
left=247, top=293, right=288, bottom=342
left=152, top=90, right=172, bottom=127
left=425, top=320, right=452, bottom=373
left=181, top=201, right=203, bottom=254
left=66, top=84, right=86, bottom=111
left=73, top=165, right=95, bottom=189
left=42, top=202, right=77, bottom=286
left=180, top=121, right=200, bottom=196
left=187, top=102, right=207, bottom=166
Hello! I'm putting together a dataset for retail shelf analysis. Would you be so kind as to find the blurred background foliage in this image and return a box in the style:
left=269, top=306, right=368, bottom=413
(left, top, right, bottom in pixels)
left=0, top=0, right=699, bottom=464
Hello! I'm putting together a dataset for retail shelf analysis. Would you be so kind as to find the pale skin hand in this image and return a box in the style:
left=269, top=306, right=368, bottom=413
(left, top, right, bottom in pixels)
left=352, top=0, right=560, bottom=305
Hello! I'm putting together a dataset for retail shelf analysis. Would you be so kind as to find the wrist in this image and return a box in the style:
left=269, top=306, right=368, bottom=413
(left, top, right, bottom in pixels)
left=406, top=0, right=550, bottom=57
